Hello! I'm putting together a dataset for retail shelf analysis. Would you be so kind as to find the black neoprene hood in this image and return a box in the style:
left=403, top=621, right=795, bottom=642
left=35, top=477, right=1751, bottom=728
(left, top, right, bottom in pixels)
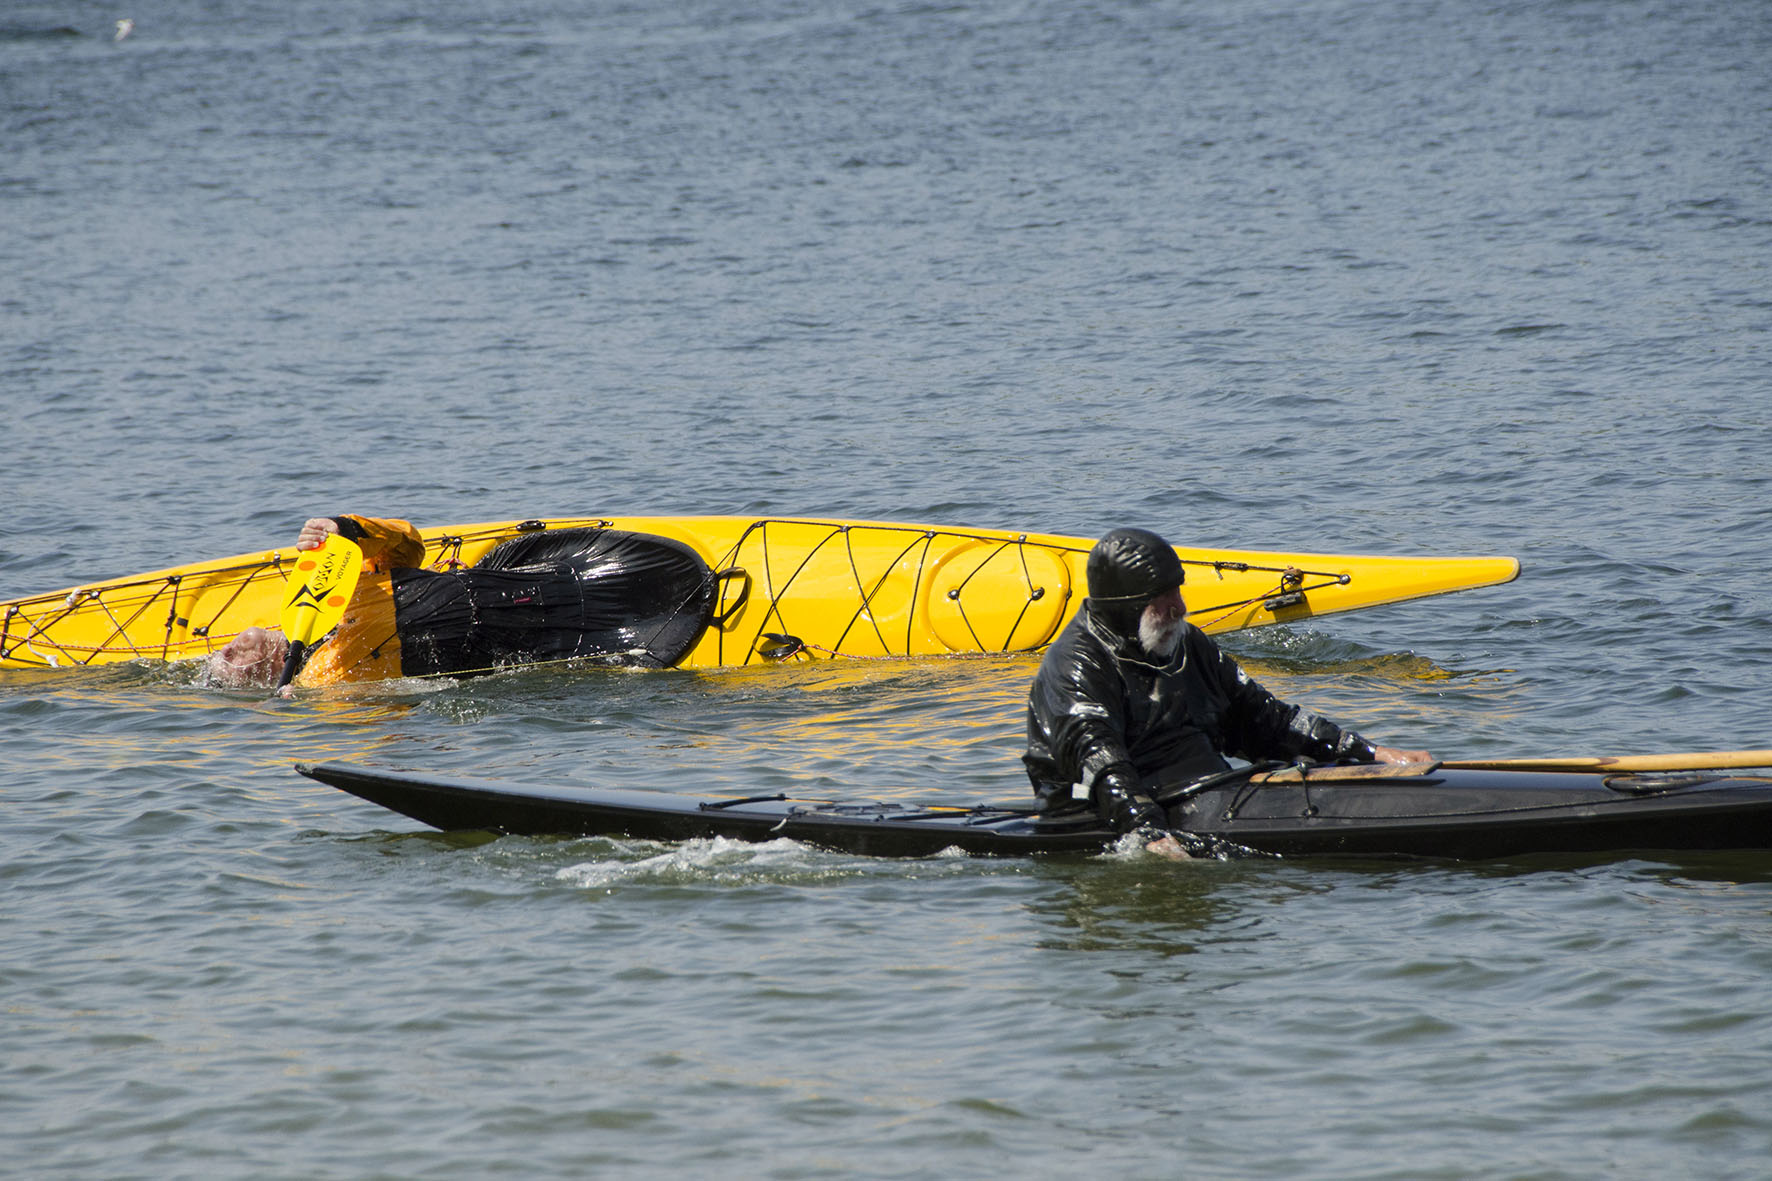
left=1084, top=528, right=1185, bottom=602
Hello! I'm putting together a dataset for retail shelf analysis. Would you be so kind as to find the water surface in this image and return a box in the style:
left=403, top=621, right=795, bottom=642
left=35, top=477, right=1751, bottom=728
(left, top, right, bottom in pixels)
left=4, top=1, right=1771, bottom=1176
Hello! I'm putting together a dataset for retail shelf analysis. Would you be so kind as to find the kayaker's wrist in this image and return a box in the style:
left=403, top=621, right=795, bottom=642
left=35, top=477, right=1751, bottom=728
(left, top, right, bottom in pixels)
left=1335, top=732, right=1379, bottom=763
left=331, top=515, right=369, bottom=542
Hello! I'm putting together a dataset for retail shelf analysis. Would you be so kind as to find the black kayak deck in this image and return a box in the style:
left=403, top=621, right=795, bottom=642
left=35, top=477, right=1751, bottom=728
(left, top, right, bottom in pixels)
left=296, top=761, right=1772, bottom=861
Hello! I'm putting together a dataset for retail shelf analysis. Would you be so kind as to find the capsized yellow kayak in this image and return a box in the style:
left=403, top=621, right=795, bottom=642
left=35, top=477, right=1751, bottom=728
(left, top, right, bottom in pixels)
left=0, top=515, right=1520, bottom=673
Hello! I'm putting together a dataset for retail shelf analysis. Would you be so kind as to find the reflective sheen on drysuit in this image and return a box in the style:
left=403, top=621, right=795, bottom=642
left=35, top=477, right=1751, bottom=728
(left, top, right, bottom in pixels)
left=1024, top=603, right=1376, bottom=829
left=294, top=519, right=718, bottom=685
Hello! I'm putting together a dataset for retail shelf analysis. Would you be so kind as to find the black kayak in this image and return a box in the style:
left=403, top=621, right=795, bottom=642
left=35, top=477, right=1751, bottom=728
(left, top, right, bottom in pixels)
left=295, top=760, right=1772, bottom=861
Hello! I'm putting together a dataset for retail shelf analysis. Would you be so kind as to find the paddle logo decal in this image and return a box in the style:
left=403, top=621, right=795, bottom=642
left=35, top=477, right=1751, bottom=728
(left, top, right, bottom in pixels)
left=280, top=533, right=364, bottom=640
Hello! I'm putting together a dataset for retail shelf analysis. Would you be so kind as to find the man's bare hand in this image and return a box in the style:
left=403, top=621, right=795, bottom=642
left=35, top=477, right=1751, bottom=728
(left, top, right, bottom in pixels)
left=1373, top=744, right=1434, bottom=765
left=1145, top=833, right=1192, bottom=860
left=296, top=518, right=340, bottom=551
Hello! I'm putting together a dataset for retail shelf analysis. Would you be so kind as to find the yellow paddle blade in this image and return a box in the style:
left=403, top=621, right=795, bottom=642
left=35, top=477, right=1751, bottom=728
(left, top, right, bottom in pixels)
left=279, top=533, right=363, bottom=648
left=1444, top=750, right=1772, bottom=773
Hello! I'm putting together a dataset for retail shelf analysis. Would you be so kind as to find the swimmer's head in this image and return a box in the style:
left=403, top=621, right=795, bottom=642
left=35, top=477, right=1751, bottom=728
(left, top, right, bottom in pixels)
left=205, top=627, right=289, bottom=689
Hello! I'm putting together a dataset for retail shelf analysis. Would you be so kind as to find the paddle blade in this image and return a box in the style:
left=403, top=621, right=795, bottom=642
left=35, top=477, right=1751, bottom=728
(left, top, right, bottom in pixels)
left=279, top=533, right=363, bottom=649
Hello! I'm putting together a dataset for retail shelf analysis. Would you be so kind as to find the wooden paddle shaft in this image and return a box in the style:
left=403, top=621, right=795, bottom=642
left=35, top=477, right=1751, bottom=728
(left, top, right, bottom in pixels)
left=1444, top=751, right=1772, bottom=773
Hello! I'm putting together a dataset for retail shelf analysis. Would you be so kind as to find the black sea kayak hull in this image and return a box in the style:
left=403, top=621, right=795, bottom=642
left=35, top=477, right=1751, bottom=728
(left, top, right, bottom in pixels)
left=298, top=761, right=1110, bottom=857
left=295, top=761, right=1772, bottom=861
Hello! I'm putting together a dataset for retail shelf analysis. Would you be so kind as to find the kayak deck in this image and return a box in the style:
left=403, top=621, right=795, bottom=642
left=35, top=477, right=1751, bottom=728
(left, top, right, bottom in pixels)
left=2, top=515, right=1519, bottom=673
left=295, top=761, right=1772, bottom=861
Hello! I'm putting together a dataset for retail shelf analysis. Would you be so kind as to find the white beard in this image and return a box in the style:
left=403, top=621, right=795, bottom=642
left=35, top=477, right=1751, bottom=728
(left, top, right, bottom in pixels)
left=1138, top=602, right=1185, bottom=660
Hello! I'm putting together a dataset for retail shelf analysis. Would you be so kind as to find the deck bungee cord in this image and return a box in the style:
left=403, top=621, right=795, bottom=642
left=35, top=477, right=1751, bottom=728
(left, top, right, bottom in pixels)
left=419, top=520, right=616, bottom=572
left=714, top=520, right=947, bottom=664
left=751, top=562, right=1347, bottom=662
left=705, top=519, right=1354, bottom=663
left=921, top=531, right=1057, bottom=655
left=1185, top=566, right=1349, bottom=631
left=1, top=555, right=289, bottom=668
left=720, top=520, right=1060, bottom=662
left=721, top=522, right=1077, bottom=661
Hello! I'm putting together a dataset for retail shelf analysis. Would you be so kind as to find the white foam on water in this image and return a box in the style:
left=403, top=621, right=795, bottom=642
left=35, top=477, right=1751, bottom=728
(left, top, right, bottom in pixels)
left=554, top=834, right=992, bottom=890
left=556, top=835, right=837, bottom=889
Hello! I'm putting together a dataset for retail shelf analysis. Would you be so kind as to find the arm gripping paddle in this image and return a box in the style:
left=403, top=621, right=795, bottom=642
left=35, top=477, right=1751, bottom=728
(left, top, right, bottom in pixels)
left=274, top=531, right=363, bottom=690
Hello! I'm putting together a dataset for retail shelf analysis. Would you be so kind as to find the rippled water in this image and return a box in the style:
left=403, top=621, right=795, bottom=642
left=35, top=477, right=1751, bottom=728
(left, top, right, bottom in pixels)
left=5, top=1, right=1771, bottom=1176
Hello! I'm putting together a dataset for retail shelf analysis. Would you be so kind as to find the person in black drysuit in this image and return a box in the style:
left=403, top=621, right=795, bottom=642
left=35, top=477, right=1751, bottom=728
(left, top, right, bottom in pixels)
left=1025, top=528, right=1430, bottom=857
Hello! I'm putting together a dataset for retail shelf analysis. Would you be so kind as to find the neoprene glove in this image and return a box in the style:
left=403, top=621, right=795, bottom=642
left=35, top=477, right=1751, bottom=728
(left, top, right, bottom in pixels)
left=1096, top=765, right=1168, bottom=834
left=1304, top=716, right=1378, bottom=763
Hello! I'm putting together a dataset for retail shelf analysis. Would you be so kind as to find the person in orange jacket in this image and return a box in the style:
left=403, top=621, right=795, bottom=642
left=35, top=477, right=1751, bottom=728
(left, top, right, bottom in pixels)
left=203, top=514, right=718, bottom=690
left=204, top=515, right=428, bottom=689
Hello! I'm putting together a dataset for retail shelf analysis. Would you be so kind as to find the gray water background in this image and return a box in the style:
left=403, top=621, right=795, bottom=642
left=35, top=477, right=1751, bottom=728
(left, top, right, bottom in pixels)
left=4, top=0, right=1771, bottom=1176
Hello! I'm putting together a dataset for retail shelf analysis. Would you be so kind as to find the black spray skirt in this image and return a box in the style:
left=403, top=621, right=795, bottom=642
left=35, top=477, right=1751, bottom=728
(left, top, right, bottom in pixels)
left=391, top=528, right=716, bottom=676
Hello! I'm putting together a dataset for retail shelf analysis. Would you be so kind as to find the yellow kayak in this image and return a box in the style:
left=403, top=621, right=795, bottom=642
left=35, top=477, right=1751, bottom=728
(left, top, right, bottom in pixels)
left=0, top=515, right=1519, bottom=674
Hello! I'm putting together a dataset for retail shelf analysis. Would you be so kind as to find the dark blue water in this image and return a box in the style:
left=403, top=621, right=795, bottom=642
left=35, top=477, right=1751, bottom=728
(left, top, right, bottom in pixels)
left=5, top=1, right=1771, bottom=1176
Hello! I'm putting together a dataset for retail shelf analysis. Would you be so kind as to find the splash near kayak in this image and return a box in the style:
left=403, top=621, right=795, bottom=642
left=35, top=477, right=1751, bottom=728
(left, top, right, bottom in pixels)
left=1, top=515, right=1520, bottom=678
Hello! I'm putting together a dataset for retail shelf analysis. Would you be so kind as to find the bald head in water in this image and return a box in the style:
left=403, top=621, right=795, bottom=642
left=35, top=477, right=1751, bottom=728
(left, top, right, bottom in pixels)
left=204, top=627, right=289, bottom=689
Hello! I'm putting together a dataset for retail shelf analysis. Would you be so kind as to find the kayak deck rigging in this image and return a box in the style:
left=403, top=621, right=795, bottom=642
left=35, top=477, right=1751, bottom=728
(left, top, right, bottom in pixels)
left=2, top=554, right=289, bottom=667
